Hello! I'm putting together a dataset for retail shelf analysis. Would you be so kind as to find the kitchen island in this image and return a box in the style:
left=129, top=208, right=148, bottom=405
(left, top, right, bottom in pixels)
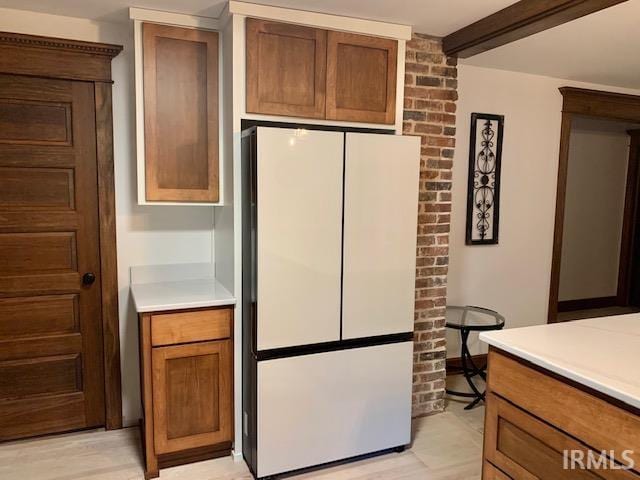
left=480, top=315, right=640, bottom=479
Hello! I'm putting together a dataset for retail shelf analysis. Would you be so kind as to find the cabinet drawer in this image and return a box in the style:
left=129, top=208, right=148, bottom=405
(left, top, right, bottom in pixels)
left=485, top=393, right=637, bottom=479
left=151, top=308, right=231, bottom=346
left=488, top=350, right=640, bottom=470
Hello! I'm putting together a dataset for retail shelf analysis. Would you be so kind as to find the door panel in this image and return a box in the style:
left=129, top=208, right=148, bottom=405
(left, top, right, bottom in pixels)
left=342, top=133, right=420, bottom=339
left=152, top=340, right=232, bottom=454
left=326, top=32, right=397, bottom=124
left=256, top=128, right=343, bottom=350
left=257, top=342, right=413, bottom=477
left=246, top=19, right=327, bottom=119
left=0, top=167, right=75, bottom=209
left=0, top=74, right=105, bottom=440
left=143, top=23, right=219, bottom=202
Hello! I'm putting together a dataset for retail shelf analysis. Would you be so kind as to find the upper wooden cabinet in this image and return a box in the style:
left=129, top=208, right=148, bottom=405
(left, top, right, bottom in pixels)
left=142, top=23, right=219, bottom=203
left=246, top=19, right=326, bottom=119
left=326, top=32, right=397, bottom=124
left=245, top=19, right=398, bottom=125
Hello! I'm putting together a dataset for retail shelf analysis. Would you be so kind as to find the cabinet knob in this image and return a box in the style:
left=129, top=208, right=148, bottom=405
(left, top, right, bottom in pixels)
left=82, top=272, right=96, bottom=285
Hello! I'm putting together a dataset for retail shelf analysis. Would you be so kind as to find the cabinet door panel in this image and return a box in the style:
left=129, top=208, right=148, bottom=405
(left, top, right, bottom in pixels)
left=143, top=23, right=219, bottom=202
left=342, top=133, right=419, bottom=339
left=246, top=19, right=326, bottom=119
left=152, top=340, right=232, bottom=454
left=256, top=127, right=343, bottom=350
left=326, top=32, right=397, bottom=124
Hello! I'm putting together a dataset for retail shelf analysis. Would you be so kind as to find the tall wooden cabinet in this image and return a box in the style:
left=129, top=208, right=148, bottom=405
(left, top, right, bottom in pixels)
left=139, top=307, right=233, bottom=479
left=141, top=23, right=220, bottom=203
left=246, top=18, right=398, bottom=125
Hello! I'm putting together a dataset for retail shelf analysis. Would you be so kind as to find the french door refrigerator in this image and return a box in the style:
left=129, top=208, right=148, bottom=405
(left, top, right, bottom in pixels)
left=242, top=126, right=420, bottom=479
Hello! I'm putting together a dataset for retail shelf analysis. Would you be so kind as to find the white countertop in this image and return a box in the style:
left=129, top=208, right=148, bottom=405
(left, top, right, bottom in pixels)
left=480, top=314, right=640, bottom=410
left=131, top=277, right=236, bottom=312
left=129, top=263, right=235, bottom=313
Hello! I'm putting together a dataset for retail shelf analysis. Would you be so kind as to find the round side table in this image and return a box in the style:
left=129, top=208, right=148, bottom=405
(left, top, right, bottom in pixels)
left=445, top=305, right=505, bottom=410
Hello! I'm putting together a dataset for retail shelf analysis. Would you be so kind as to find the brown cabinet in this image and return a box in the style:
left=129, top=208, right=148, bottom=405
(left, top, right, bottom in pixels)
left=246, top=18, right=326, bottom=119
left=326, top=31, right=397, bottom=124
left=142, top=23, right=219, bottom=203
left=246, top=19, right=397, bottom=125
left=483, top=349, right=640, bottom=479
left=139, top=306, right=233, bottom=478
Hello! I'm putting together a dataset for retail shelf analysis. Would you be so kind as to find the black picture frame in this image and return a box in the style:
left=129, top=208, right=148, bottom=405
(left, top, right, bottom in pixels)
left=466, top=113, right=504, bottom=245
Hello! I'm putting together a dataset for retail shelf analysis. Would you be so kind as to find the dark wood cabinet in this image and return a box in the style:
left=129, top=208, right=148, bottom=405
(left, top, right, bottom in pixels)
left=142, top=23, right=219, bottom=203
left=246, top=18, right=326, bottom=119
left=139, top=307, right=233, bottom=478
left=326, top=31, right=397, bottom=124
left=245, top=19, right=397, bottom=124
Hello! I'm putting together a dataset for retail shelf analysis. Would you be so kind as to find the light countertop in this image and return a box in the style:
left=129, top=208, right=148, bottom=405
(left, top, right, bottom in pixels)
left=480, top=314, right=640, bottom=410
left=130, top=263, right=236, bottom=313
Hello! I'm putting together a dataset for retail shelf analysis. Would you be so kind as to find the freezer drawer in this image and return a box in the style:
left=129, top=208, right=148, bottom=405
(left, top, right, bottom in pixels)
left=256, top=341, right=413, bottom=477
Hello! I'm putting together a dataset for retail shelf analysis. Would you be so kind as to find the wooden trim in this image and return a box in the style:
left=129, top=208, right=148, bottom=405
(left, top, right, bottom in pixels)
left=618, top=130, right=640, bottom=304
left=560, top=87, right=640, bottom=123
left=549, top=88, right=640, bottom=323
left=443, top=0, right=628, bottom=58
left=0, top=31, right=122, bottom=83
left=139, top=313, right=159, bottom=478
left=548, top=111, right=573, bottom=323
left=227, top=0, right=413, bottom=40
left=129, top=7, right=220, bottom=30
left=94, top=82, right=122, bottom=429
left=446, top=354, right=487, bottom=372
left=557, top=296, right=617, bottom=312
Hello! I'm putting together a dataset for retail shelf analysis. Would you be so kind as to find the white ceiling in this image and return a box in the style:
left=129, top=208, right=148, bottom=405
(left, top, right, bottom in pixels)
left=464, top=0, right=640, bottom=90
left=0, top=0, right=517, bottom=35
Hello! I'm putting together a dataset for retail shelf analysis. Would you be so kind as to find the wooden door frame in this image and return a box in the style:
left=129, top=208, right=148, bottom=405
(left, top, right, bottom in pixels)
left=548, top=87, right=640, bottom=323
left=0, top=32, right=124, bottom=428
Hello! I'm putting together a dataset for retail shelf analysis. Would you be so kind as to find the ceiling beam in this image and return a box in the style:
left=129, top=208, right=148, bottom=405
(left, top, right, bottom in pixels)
left=443, top=0, right=628, bottom=58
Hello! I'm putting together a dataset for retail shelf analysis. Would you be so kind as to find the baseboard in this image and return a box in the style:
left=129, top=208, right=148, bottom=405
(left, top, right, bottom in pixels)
left=557, top=296, right=617, bottom=312
left=446, top=354, right=487, bottom=373
left=231, top=450, right=244, bottom=462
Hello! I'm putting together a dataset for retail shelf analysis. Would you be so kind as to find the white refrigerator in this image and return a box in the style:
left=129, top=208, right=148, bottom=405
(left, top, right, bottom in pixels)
left=242, top=126, right=420, bottom=479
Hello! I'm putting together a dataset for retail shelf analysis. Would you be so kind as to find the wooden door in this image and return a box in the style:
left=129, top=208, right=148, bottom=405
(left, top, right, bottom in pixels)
left=152, top=340, right=232, bottom=454
left=143, top=23, right=219, bottom=202
left=246, top=18, right=327, bottom=119
left=326, top=31, right=397, bottom=124
left=0, top=74, right=105, bottom=440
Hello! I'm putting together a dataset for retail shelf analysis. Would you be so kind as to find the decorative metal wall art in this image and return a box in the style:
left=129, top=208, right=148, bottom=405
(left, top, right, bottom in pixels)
left=466, top=113, right=504, bottom=245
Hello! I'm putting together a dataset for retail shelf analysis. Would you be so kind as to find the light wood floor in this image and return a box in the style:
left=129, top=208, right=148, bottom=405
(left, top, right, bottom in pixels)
left=0, top=394, right=484, bottom=480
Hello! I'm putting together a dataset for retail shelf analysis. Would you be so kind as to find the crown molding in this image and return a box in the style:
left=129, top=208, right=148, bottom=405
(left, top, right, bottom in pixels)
left=0, top=31, right=123, bottom=58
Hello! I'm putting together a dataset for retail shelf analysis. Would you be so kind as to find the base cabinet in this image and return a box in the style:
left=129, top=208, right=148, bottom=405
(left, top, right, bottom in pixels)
left=483, top=349, right=640, bottom=479
left=139, top=307, right=233, bottom=478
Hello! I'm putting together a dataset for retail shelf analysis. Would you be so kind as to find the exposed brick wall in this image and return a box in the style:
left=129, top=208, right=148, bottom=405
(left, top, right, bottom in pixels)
left=403, top=33, right=457, bottom=417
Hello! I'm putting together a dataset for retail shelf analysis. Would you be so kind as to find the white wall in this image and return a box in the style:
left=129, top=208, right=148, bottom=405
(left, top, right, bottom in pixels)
left=559, top=117, right=630, bottom=301
left=0, top=7, right=216, bottom=425
left=447, top=64, right=640, bottom=357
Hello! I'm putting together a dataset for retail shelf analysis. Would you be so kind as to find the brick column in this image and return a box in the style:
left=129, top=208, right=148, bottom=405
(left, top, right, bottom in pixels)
left=403, top=33, right=457, bottom=417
